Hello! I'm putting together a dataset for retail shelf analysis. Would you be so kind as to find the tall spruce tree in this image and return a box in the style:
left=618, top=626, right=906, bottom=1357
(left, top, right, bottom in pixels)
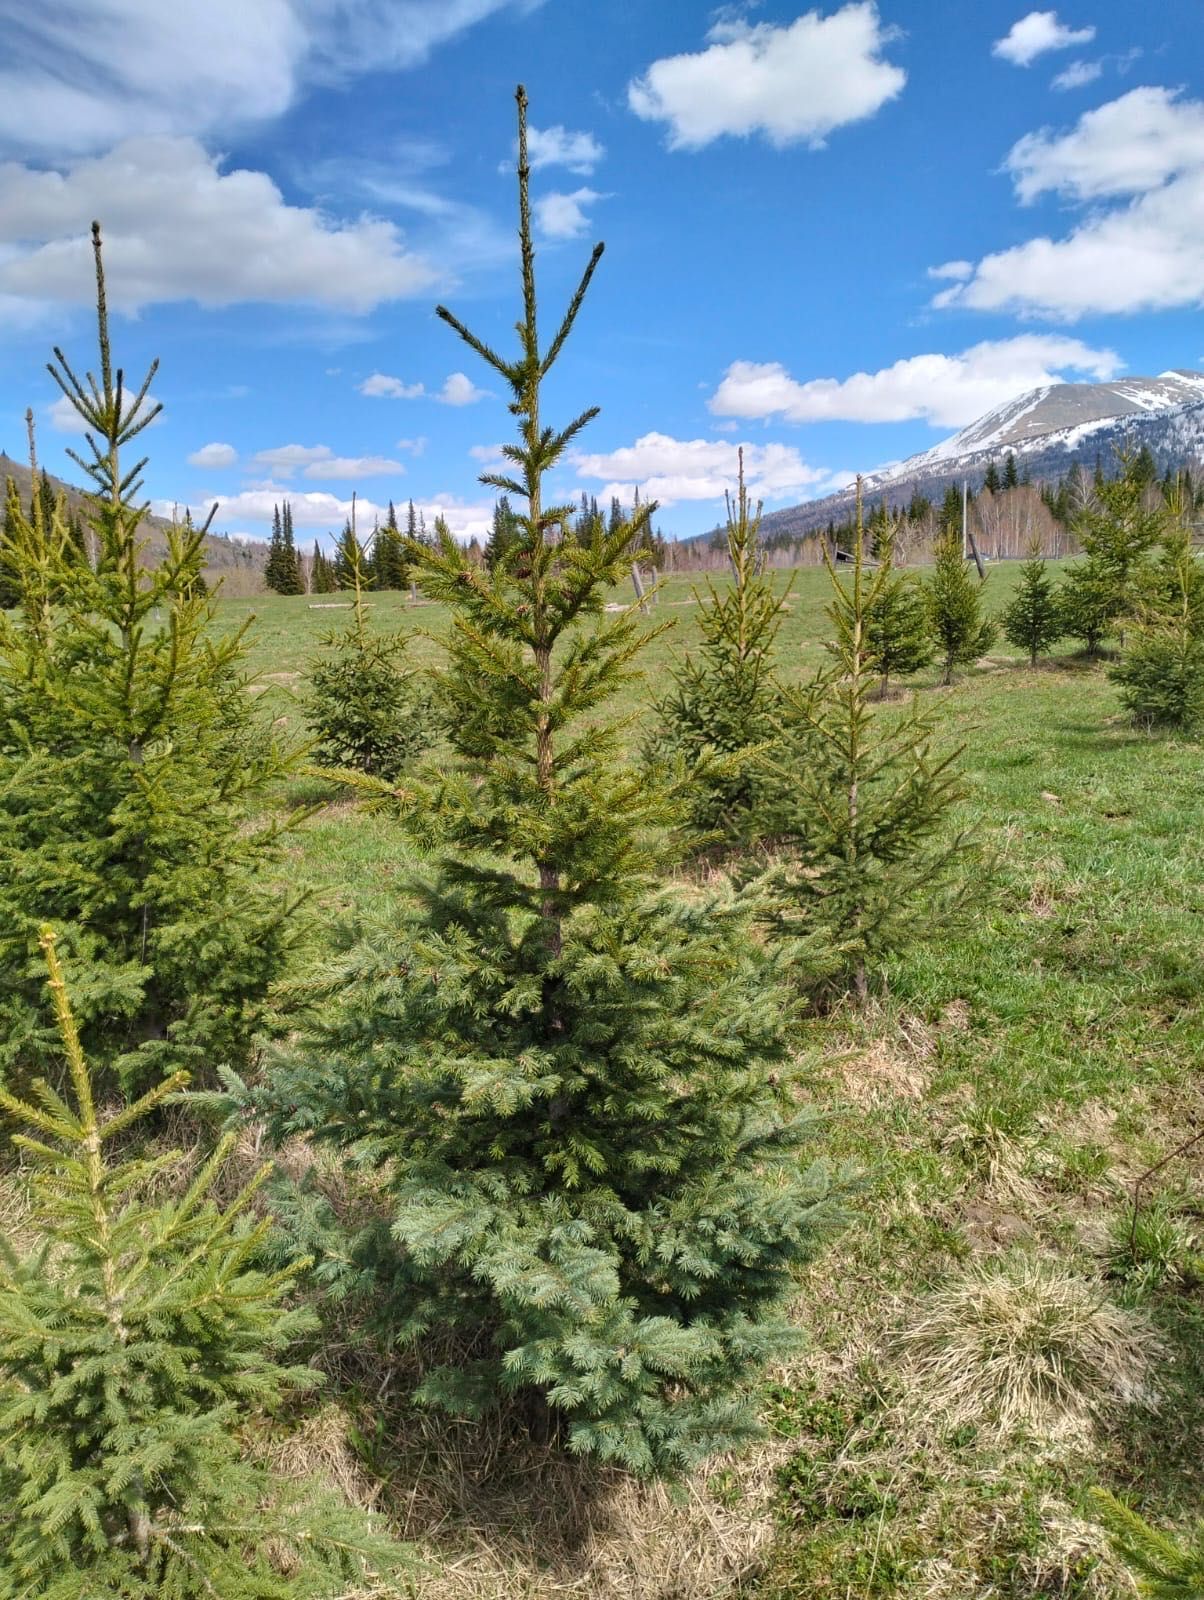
left=0, top=223, right=302, bottom=1095
left=763, top=481, right=970, bottom=1004
left=264, top=503, right=286, bottom=593
left=1002, top=542, right=1063, bottom=666
left=374, top=500, right=407, bottom=591
left=925, top=528, right=997, bottom=684
left=644, top=448, right=792, bottom=847
left=277, top=500, right=303, bottom=595
left=0, top=929, right=408, bottom=1598
left=863, top=519, right=932, bottom=696
left=266, top=88, right=844, bottom=1476
left=310, top=540, right=336, bottom=594
left=484, top=493, right=520, bottom=571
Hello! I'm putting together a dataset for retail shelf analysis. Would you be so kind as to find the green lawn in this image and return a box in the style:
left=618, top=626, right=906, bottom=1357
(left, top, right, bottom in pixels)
left=217, top=564, right=1204, bottom=1598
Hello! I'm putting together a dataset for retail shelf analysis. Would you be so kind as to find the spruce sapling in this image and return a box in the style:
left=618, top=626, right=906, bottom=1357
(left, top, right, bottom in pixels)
left=764, top=480, right=970, bottom=1005
left=1109, top=500, right=1204, bottom=731
left=1001, top=541, right=1063, bottom=666
left=306, top=499, right=432, bottom=779
left=267, top=87, right=845, bottom=1477
left=863, top=518, right=932, bottom=696
left=0, top=929, right=410, bottom=1599
left=644, top=448, right=792, bottom=846
left=925, top=527, right=997, bottom=685
left=0, top=223, right=304, bottom=1096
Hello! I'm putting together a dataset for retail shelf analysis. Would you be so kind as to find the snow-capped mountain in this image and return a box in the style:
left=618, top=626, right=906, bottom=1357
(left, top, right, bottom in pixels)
left=746, top=370, right=1204, bottom=545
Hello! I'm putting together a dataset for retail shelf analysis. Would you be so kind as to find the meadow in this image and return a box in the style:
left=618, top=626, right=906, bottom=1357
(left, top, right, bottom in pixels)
left=204, top=560, right=1204, bottom=1598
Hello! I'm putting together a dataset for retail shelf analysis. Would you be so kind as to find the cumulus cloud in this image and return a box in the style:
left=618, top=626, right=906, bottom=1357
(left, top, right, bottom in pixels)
left=251, top=444, right=337, bottom=477
left=527, top=125, right=605, bottom=174
left=1005, top=86, right=1204, bottom=202
left=709, top=336, right=1122, bottom=430
left=992, top=11, right=1095, bottom=67
left=571, top=433, right=830, bottom=507
left=628, top=3, right=905, bottom=151
left=1051, top=59, right=1102, bottom=91
left=359, top=373, right=425, bottom=398
left=181, top=485, right=496, bottom=542
left=188, top=441, right=238, bottom=469
left=469, top=443, right=508, bottom=466
left=438, top=372, right=488, bottom=406
left=304, top=455, right=405, bottom=480
left=935, top=88, right=1204, bottom=318
left=534, top=188, right=603, bottom=239
left=0, top=138, right=436, bottom=314
left=0, top=0, right=544, bottom=158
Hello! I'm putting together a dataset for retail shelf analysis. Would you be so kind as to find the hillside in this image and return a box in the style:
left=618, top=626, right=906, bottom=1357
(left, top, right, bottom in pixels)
left=716, top=369, right=1204, bottom=549
left=1, top=451, right=267, bottom=585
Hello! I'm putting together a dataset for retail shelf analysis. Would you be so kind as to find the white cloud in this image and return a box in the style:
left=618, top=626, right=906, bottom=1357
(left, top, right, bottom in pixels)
left=437, top=372, right=488, bottom=406
left=395, top=436, right=428, bottom=455
left=469, top=443, right=508, bottom=466
left=182, top=485, right=496, bottom=542
left=527, top=125, right=605, bottom=175
left=359, top=373, right=425, bottom=399
left=992, top=11, right=1095, bottom=67
left=304, top=455, right=405, bottom=479
left=1005, top=87, right=1204, bottom=203
left=47, top=390, right=162, bottom=434
left=928, top=260, right=974, bottom=282
left=709, top=336, right=1122, bottom=429
left=572, top=432, right=829, bottom=507
left=0, top=0, right=544, bottom=158
left=1051, top=59, right=1102, bottom=91
left=0, top=138, right=437, bottom=314
left=188, top=441, right=238, bottom=469
left=628, top=3, right=905, bottom=151
left=936, top=88, right=1204, bottom=319
left=534, top=188, right=603, bottom=239
left=251, top=444, right=335, bottom=477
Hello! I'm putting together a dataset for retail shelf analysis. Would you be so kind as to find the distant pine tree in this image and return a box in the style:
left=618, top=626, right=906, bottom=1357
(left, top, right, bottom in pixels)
left=1003, top=452, right=1019, bottom=490
left=0, top=928, right=410, bottom=1597
left=264, top=502, right=285, bottom=592
left=278, top=501, right=303, bottom=595
left=484, top=494, right=520, bottom=571
left=983, top=461, right=1001, bottom=495
left=310, top=539, right=337, bottom=593
left=374, top=500, right=408, bottom=590
left=1002, top=542, right=1063, bottom=665
left=333, top=517, right=369, bottom=590
left=1059, top=456, right=1166, bottom=653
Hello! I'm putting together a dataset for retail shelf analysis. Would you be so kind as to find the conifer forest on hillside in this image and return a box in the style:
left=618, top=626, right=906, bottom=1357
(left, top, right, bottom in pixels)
left=4, top=87, right=1204, bottom=1600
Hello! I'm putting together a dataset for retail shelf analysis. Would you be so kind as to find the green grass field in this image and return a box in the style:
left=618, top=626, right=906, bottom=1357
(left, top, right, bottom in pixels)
left=219, top=563, right=1204, bottom=1598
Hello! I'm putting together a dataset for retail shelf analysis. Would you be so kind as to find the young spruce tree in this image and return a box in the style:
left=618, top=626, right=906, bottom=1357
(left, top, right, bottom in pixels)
left=1002, top=541, right=1063, bottom=665
left=0, top=930, right=407, bottom=1599
left=306, top=504, right=432, bottom=779
left=269, top=88, right=844, bottom=1476
left=1108, top=502, right=1204, bottom=731
left=863, top=518, right=932, bottom=696
left=925, top=527, right=997, bottom=684
left=644, top=448, right=792, bottom=846
left=0, top=224, right=301, bottom=1095
left=764, top=482, right=970, bottom=1004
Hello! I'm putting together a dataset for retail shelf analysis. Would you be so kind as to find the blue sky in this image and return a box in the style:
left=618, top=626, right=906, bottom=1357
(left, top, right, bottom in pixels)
left=2, top=0, right=1203, bottom=545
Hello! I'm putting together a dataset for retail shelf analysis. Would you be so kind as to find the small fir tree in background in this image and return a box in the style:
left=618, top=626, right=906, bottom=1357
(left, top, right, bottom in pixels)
left=1109, top=503, right=1204, bottom=731
left=1059, top=457, right=1167, bottom=652
left=764, top=481, right=970, bottom=1004
left=484, top=493, right=521, bottom=571
left=645, top=447, right=793, bottom=847
left=333, top=516, right=368, bottom=590
left=268, top=87, right=845, bottom=1476
left=306, top=505, right=432, bottom=779
left=863, top=518, right=932, bottom=696
left=0, top=929, right=408, bottom=1599
left=309, top=538, right=336, bottom=593
left=0, top=222, right=302, bottom=1095
left=925, top=528, right=997, bottom=684
left=374, top=500, right=408, bottom=590
left=1001, top=541, right=1063, bottom=665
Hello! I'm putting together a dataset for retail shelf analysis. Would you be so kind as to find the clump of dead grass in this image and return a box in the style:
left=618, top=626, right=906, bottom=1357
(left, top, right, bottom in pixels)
left=901, top=1255, right=1160, bottom=1444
